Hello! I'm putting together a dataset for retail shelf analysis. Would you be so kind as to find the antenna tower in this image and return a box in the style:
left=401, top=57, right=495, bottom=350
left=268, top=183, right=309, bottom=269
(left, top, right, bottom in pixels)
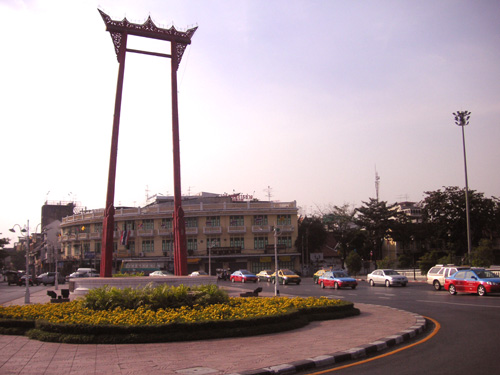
left=375, top=168, right=380, bottom=202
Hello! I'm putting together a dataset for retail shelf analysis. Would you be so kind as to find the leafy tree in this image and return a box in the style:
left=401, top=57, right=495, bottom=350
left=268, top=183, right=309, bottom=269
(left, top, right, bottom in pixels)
left=377, top=256, right=395, bottom=269
left=422, top=186, right=498, bottom=255
left=295, top=216, right=327, bottom=257
left=0, top=238, right=10, bottom=269
left=323, top=204, right=361, bottom=267
left=345, top=251, right=362, bottom=275
left=470, top=239, right=495, bottom=267
left=355, top=198, right=402, bottom=260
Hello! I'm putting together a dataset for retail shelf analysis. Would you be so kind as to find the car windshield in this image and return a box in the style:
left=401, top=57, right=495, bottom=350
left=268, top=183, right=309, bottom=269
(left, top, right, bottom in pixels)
left=475, top=270, right=498, bottom=279
left=333, top=272, right=348, bottom=278
left=384, top=270, right=399, bottom=275
left=281, top=270, right=296, bottom=275
left=241, top=270, right=253, bottom=275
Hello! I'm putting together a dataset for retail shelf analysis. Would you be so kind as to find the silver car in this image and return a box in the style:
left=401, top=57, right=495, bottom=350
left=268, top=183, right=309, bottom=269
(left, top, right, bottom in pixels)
left=367, top=269, right=408, bottom=287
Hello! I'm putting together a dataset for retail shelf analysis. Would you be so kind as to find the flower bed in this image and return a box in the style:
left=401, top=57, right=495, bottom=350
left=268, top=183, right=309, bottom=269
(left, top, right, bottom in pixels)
left=0, top=285, right=360, bottom=344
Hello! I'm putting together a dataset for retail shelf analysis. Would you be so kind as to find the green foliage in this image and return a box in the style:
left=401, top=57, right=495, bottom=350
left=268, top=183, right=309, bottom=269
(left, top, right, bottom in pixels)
left=470, top=239, right=495, bottom=267
left=81, top=283, right=229, bottom=311
left=295, top=216, right=327, bottom=254
left=112, top=272, right=145, bottom=277
left=376, top=256, right=395, bottom=269
left=397, top=253, right=413, bottom=268
left=345, top=251, right=362, bottom=275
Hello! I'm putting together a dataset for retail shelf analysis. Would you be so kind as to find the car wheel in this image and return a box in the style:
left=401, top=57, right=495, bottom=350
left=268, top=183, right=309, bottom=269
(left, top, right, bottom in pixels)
left=402, top=283, right=407, bottom=287
left=320, top=282, right=325, bottom=289
left=433, top=280, right=441, bottom=291
left=254, top=280, right=258, bottom=283
left=282, top=279, right=287, bottom=285
left=449, top=284, right=457, bottom=295
left=477, top=285, right=487, bottom=296
left=242, top=278, right=245, bottom=283
left=385, top=280, right=391, bottom=287
left=43, top=283, right=47, bottom=286
left=334, top=282, right=339, bottom=290
left=231, top=278, right=235, bottom=283
left=352, top=285, right=356, bottom=289
left=297, top=281, right=301, bottom=285
left=369, top=279, right=375, bottom=287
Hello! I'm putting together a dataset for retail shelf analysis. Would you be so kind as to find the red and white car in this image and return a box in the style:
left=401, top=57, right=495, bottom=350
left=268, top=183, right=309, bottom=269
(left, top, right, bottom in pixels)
left=445, top=268, right=500, bottom=296
left=230, top=270, right=258, bottom=283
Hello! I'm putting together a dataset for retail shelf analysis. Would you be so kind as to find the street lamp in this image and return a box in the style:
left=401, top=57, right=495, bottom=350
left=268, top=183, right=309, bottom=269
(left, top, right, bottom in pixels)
left=9, top=221, right=30, bottom=304
left=453, top=110, right=472, bottom=261
left=208, top=240, right=217, bottom=276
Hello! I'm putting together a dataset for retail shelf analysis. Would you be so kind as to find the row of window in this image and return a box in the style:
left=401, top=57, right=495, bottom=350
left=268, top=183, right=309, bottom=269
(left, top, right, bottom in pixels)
left=63, top=235, right=294, bottom=256
left=64, top=214, right=293, bottom=234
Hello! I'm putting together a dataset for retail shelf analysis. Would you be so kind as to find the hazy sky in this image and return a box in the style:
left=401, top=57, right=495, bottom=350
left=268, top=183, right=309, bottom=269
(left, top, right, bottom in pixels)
left=1, top=0, right=499, bottom=244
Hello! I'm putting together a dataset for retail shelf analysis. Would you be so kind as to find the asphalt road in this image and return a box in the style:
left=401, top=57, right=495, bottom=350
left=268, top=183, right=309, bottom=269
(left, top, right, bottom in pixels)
left=225, top=278, right=500, bottom=374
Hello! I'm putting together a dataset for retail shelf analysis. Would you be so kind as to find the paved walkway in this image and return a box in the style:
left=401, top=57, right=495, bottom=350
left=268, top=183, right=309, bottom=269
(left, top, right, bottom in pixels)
left=0, top=286, right=427, bottom=375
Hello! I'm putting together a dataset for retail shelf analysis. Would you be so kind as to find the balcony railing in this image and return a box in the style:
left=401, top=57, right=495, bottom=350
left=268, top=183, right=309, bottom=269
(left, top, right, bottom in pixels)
left=203, top=226, right=222, bottom=235
left=158, top=228, right=173, bottom=236
left=186, top=227, right=198, bottom=235
left=137, top=229, right=154, bottom=237
left=227, top=225, right=246, bottom=234
left=90, top=232, right=101, bottom=239
left=277, top=225, right=294, bottom=233
left=252, top=225, right=272, bottom=233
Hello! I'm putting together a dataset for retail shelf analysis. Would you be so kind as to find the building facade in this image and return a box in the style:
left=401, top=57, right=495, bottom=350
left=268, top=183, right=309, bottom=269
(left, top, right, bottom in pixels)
left=59, top=193, right=300, bottom=275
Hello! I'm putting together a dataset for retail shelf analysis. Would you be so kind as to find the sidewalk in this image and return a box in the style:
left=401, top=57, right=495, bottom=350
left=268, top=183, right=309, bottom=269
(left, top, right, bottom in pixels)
left=0, top=287, right=427, bottom=375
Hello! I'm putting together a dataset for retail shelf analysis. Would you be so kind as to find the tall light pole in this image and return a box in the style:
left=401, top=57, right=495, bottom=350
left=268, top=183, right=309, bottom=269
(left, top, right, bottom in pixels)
left=453, top=110, right=472, bottom=261
left=10, top=221, right=30, bottom=304
left=208, top=240, right=217, bottom=276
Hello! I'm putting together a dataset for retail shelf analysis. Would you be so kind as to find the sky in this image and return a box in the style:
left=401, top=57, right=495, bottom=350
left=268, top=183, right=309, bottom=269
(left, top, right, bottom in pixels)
left=1, top=0, right=500, bottom=244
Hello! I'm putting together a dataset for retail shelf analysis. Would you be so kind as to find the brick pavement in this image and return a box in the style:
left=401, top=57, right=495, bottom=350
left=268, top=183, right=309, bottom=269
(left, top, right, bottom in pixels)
left=0, top=285, right=426, bottom=375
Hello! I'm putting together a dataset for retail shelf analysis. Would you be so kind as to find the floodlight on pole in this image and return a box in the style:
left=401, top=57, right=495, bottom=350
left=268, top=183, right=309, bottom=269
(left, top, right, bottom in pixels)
left=453, top=110, right=472, bottom=261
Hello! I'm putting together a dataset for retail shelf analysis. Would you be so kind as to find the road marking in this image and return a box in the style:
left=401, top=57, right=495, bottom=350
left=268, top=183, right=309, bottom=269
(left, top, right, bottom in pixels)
left=307, top=316, right=440, bottom=373
left=416, top=300, right=500, bottom=308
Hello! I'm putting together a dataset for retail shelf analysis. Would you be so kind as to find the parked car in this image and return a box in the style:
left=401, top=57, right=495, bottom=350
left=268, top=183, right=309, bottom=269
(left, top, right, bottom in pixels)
left=427, top=264, right=470, bottom=291
left=230, top=269, right=258, bottom=283
left=318, top=271, right=357, bottom=289
left=66, top=270, right=99, bottom=281
left=256, top=269, right=273, bottom=282
left=36, top=272, right=65, bottom=286
left=189, top=271, right=208, bottom=276
left=5, top=270, right=21, bottom=286
left=367, top=269, right=408, bottom=287
left=149, top=270, right=173, bottom=277
left=271, top=269, right=301, bottom=285
left=445, top=268, right=500, bottom=296
left=313, top=269, right=327, bottom=284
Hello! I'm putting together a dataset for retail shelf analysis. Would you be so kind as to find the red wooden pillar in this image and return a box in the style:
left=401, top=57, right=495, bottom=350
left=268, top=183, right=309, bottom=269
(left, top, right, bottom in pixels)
left=101, top=33, right=128, bottom=278
left=171, top=41, right=187, bottom=276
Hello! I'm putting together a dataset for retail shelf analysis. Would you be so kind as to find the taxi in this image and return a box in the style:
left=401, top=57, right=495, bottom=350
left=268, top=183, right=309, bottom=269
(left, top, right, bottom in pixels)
left=271, top=269, right=301, bottom=285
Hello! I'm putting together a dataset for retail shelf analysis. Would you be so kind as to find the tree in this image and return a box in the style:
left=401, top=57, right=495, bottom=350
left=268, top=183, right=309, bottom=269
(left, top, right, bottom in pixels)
left=323, top=204, right=361, bottom=268
left=354, top=198, right=401, bottom=260
left=470, top=239, right=495, bottom=267
left=422, top=186, right=498, bottom=256
left=0, top=238, right=10, bottom=269
left=295, top=216, right=327, bottom=260
left=345, top=251, right=362, bottom=275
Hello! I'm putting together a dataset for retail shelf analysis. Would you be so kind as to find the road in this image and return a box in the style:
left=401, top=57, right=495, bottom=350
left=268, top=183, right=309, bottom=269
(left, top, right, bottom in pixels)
left=225, top=278, right=500, bottom=374
left=0, top=281, right=59, bottom=305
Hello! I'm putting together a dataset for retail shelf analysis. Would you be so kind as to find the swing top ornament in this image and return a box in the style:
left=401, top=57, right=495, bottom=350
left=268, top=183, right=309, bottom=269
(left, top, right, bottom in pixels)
left=98, top=9, right=197, bottom=69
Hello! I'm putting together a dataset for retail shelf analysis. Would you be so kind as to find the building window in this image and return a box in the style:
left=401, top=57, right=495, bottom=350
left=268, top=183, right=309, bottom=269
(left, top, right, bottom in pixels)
left=187, top=238, right=198, bottom=251
left=94, top=223, right=103, bottom=233
left=206, top=216, right=220, bottom=227
left=186, top=217, right=198, bottom=228
left=161, top=218, right=173, bottom=229
left=253, top=215, right=268, bottom=225
left=142, top=240, right=154, bottom=253
left=123, top=221, right=135, bottom=230
left=128, top=241, right=135, bottom=253
left=230, top=237, right=244, bottom=249
left=229, top=215, right=244, bottom=226
left=278, top=236, right=292, bottom=248
left=162, top=239, right=173, bottom=252
left=142, top=219, right=154, bottom=230
left=254, top=236, right=268, bottom=250
left=277, top=214, right=291, bottom=225
left=95, top=242, right=101, bottom=254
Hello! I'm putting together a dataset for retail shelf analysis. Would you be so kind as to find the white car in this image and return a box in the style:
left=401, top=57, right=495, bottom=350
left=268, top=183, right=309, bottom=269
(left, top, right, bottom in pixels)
left=149, top=270, right=173, bottom=277
left=367, top=269, right=408, bottom=287
left=189, top=271, right=208, bottom=276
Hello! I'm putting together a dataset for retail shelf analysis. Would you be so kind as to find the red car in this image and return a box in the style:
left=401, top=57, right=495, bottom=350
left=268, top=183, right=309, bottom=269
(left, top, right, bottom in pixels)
left=318, top=271, right=357, bottom=289
left=445, top=268, right=500, bottom=296
left=230, top=270, right=258, bottom=283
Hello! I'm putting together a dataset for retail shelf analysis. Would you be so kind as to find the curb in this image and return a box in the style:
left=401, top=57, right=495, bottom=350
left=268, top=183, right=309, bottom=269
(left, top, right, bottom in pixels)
left=231, top=308, right=427, bottom=375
